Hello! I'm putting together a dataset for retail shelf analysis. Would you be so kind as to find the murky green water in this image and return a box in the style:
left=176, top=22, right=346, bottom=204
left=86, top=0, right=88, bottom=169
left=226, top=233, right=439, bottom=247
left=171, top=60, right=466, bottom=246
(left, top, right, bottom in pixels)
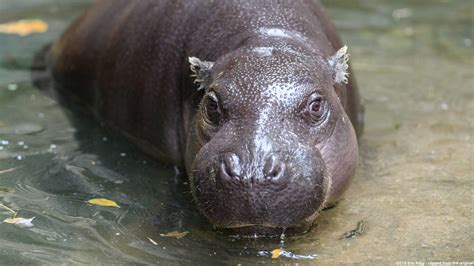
left=0, top=0, right=472, bottom=264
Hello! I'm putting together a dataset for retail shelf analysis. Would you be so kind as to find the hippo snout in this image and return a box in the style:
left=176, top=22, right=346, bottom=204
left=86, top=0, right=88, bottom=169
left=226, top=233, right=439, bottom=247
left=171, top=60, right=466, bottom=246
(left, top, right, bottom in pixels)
left=220, top=153, right=286, bottom=183
left=191, top=147, right=328, bottom=236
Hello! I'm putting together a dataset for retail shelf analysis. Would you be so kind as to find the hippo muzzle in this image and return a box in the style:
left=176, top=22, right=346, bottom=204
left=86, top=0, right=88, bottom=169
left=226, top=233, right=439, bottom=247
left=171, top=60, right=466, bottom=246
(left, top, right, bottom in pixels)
left=191, top=134, right=328, bottom=235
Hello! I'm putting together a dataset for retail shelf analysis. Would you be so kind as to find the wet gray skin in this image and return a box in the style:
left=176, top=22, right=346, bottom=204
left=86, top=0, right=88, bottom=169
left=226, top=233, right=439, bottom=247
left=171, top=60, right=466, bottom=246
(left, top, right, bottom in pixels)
left=44, top=0, right=362, bottom=236
left=186, top=45, right=359, bottom=235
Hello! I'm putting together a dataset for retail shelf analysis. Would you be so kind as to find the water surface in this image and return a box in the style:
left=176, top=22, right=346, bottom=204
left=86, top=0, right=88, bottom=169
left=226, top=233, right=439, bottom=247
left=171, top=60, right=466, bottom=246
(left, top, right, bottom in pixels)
left=0, top=0, right=472, bottom=264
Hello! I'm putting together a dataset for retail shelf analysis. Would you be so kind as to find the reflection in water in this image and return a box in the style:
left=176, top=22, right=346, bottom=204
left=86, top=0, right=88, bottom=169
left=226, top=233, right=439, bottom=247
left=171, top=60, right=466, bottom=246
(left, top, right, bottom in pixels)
left=0, top=0, right=472, bottom=264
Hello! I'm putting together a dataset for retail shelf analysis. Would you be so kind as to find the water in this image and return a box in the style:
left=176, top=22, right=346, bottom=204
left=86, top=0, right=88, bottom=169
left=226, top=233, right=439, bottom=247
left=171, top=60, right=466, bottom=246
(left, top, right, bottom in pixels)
left=0, top=0, right=472, bottom=264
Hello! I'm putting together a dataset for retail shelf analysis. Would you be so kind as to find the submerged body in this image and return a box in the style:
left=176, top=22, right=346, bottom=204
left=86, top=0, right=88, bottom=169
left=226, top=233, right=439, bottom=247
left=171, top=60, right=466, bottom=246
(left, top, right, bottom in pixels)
left=47, top=0, right=363, bottom=235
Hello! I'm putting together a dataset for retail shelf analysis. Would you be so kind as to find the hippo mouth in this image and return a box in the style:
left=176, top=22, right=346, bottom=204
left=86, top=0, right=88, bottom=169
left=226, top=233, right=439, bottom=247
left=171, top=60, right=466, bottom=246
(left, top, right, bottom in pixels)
left=214, top=207, right=322, bottom=237
left=218, top=222, right=313, bottom=237
left=190, top=146, right=329, bottom=237
left=191, top=173, right=326, bottom=237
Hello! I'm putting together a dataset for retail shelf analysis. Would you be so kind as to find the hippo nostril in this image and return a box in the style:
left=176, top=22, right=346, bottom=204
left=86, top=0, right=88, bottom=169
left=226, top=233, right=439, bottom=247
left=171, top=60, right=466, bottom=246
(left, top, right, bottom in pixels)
left=264, top=155, right=285, bottom=180
left=220, top=153, right=241, bottom=180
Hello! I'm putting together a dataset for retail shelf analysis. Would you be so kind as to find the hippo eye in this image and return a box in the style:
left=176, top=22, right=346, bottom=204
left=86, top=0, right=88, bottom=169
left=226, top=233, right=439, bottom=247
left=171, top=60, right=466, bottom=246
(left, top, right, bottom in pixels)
left=305, top=93, right=328, bottom=125
left=204, top=92, right=221, bottom=125
left=310, top=98, right=323, bottom=115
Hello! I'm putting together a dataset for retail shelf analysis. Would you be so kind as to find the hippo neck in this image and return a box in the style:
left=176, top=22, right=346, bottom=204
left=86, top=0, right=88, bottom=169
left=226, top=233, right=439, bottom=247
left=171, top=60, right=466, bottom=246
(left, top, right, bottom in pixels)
left=184, top=0, right=336, bottom=59
left=214, top=27, right=330, bottom=63
left=243, top=28, right=326, bottom=60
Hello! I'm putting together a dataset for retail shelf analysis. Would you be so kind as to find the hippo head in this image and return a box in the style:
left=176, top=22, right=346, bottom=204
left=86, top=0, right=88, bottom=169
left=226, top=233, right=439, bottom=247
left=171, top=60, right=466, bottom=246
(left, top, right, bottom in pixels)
left=185, top=44, right=358, bottom=236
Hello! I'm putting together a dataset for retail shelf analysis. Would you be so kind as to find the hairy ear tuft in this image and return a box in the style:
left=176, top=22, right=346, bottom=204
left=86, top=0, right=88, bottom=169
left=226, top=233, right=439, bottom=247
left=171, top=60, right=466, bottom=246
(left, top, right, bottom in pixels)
left=189, top=57, right=214, bottom=91
left=328, top=45, right=350, bottom=84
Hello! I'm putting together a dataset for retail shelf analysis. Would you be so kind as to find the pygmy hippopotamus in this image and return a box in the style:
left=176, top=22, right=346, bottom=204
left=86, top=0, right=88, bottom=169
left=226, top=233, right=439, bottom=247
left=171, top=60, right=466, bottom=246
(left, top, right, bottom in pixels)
left=42, top=0, right=364, bottom=236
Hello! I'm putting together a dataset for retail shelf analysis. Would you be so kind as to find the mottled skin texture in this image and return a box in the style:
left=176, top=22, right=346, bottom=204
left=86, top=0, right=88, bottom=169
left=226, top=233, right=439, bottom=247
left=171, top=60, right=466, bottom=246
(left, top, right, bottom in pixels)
left=47, top=0, right=363, bottom=236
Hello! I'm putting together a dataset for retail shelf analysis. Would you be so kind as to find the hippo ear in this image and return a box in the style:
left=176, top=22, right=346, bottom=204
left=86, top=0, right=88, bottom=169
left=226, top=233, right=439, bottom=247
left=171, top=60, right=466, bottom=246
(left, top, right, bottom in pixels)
left=328, top=45, right=350, bottom=84
left=189, top=57, right=214, bottom=91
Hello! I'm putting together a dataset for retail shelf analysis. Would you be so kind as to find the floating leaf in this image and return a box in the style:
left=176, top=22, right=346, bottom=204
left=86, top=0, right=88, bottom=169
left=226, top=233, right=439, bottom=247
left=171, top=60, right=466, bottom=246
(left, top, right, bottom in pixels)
left=0, top=19, right=48, bottom=36
left=3, top=217, right=35, bottom=228
left=0, top=186, right=15, bottom=193
left=340, top=220, right=367, bottom=239
left=160, top=230, right=189, bottom=239
left=87, top=198, right=120, bottom=208
left=259, top=248, right=317, bottom=260
left=271, top=248, right=283, bottom=259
